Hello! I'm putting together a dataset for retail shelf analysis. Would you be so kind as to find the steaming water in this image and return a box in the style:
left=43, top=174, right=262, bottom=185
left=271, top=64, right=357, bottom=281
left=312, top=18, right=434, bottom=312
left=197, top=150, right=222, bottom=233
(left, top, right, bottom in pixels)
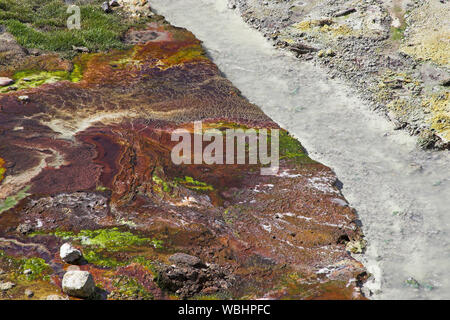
left=151, top=0, right=450, bottom=299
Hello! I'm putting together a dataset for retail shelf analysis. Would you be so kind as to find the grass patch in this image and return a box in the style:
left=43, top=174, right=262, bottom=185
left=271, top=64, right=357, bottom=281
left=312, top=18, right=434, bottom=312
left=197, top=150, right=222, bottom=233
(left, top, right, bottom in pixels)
left=0, top=0, right=151, bottom=57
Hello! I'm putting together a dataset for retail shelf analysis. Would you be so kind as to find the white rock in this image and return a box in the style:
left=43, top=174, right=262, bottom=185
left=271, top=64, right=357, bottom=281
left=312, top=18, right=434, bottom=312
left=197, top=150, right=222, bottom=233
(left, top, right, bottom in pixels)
left=18, top=95, right=29, bottom=101
left=0, top=281, right=15, bottom=291
left=23, top=269, right=33, bottom=275
left=0, top=77, right=13, bottom=87
left=60, top=243, right=82, bottom=264
left=62, top=271, right=95, bottom=298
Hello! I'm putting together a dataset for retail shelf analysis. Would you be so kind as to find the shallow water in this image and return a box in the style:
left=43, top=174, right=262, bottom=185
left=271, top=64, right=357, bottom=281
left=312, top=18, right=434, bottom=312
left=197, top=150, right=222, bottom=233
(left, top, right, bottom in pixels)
left=151, top=0, right=450, bottom=299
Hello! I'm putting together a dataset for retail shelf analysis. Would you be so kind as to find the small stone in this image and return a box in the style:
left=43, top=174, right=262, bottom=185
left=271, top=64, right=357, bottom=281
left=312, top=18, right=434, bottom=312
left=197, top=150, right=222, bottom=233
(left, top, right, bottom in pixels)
left=46, top=294, right=69, bottom=300
left=22, top=78, right=31, bottom=82
left=18, top=95, right=29, bottom=102
left=101, top=1, right=111, bottom=13
left=317, top=50, right=325, bottom=58
left=325, top=49, right=335, bottom=56
left=25, top=289, right=34, bottom=298
left=0, top=281, right=15, bottom=291
left=168, top=253, right=205, bottom=268
left=345, top=239, right=367, bottom=254
left=440, top=78, right=450, bottom=87
left=109, top=0, right=120, bottom=7
left=72, top=46, right=89, bottom=53
left=60, top=243, right=82, bottom=264
left=16, top=223, right=33, bottom=234
left=62, top=270, right=96, bottom=298
left=23, top=269, right=33, bottom=275
left=0, top=77, right=14, bottom=87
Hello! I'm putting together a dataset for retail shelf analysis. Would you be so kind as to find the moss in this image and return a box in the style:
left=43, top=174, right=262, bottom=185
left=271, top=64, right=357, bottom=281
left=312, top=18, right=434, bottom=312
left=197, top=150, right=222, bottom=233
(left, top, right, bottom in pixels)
left=160, top=44, right=207, bottom=68
left=152, top=174, right=171, bottom=193
left=132, top=256, right=158, bottom=273
left=391, top=24, right=407, bottom=41
left=278, top=131, right=315, bottom=164
left=96, top=185, right=110, bottom=192
left=423, top=92, right=450, bottom=140
left=110, top=275, right=154, bottom=300
left=19, top=257, right=51, bottom=281
left=0, top=186, right=31, bottom=214
left=174, top=176, right=214, bottom=191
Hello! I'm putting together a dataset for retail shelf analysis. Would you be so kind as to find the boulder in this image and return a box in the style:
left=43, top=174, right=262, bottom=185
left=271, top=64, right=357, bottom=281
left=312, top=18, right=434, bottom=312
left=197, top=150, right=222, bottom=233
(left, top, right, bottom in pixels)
left=168, top=253, right=205, bottom=268
left=62, top=270, right=95, bottom=298
left=60, top=243, right=82, bottom=264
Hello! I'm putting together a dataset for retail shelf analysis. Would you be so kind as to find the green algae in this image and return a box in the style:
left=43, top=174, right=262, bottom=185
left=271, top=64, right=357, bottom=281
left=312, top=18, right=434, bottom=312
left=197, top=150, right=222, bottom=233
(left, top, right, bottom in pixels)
left=278, top=131, right=316, bottom=164
left=83, top=250, right=125, bottom=268
left=20, top=257, right=51, bottom=281
left=96, top=185, right=110, bottom=192
left=161, top=44, right=207, bottom=67
left=0, top=251, right=51, bottom=281
left=174, top=176, right=214, bottom=192
left=0, top=68, right=84, bottom=93
left=152, top=174, right=172, bottom=193
left=77, top=228, right=163, bottom=251
left=111, top=275, right=154, bottom=300
left=0, top=186, right=31, bottom=214
left=29, top=228, right=163, bottom=268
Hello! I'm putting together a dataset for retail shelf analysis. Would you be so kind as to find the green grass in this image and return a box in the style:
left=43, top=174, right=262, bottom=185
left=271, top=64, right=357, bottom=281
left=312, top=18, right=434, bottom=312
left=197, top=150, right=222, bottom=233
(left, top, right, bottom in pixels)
left=0, top=0, right=151, bottom=56
left=391, top=25, right=406, bottom=41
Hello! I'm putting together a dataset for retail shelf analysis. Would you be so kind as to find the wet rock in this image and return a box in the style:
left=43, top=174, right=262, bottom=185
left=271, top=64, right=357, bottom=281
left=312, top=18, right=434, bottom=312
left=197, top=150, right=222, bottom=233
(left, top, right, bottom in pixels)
left=110, top=0, right=120, bottom=7
left=333, top=8, right=356, bottom=18
left=345, top=239, right=367, bottom=254
left=62, top=270, right=96, bottom=298
left=16, top=223, right=33, bottom=235
left=23, top=269, right=32, bottom=275
left=60, top=243, right=82, bottom=264
left=157, top=262, right=234, bottom=299
left=0, top=281, right=15, bottom=291
left=0, top=77, right=13, bottom=87
left=101, top=1, right=111, bottom=13
left=440, top=78, right=450, bottom=87
left=24, top=289, right=34, bottom=298
left=168, top=253, right=205, bottom=268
